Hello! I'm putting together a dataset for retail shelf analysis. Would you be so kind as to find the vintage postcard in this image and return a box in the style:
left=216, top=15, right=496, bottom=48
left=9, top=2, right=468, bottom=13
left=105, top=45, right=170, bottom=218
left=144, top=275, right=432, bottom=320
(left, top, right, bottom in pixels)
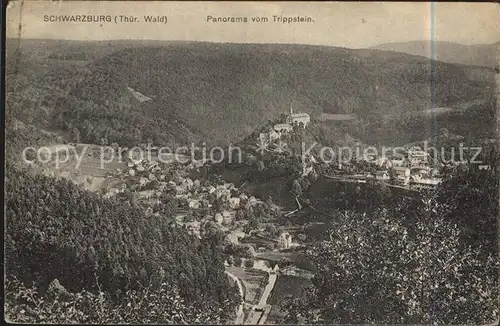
left=4, top=1, right=500, bottom=324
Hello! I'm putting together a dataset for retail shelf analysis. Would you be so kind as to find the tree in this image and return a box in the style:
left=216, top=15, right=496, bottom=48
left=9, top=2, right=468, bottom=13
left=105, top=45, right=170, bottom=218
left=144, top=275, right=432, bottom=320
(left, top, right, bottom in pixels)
left=281, top=185, right=498, bottom=324
left=257, top=161, right=265, bottom=171
left=291, top=179, right=303, bottom=197
left=243, top=245, right=255, bottom=258
left=244, top=259, right=254, bottom=269
left=297, top=233, right=307, bottom=242
left=233, top=257, right=242, bottom=267
left=388, top=168, right=397, bottom=185
left=434, top=167, right=497, bottom=245
left=278, top=257, right=293, bottom=269
left=264, top=260, right=275, bottom=269
left=265, top=224, right=278, bottom=236
left=184, top=211, right=195, bottom=222
left=71, top=127, right=81, bottom=143
left=5, top=164, right=240, bottom=324
left=243, top=223, right=253, bottom=235
left=202, top=221, right=226, bottom=247
left=364, top=181, right=390, bottom=211
left=299, top=177, right=312, bottom=192
left=308, top=168, right=319, bottom=182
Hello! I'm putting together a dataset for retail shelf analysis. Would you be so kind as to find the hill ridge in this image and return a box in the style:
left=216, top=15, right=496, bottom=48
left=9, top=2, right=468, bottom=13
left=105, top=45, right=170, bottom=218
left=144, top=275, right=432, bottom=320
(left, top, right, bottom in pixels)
left=370, top=40, right=498, bottom=68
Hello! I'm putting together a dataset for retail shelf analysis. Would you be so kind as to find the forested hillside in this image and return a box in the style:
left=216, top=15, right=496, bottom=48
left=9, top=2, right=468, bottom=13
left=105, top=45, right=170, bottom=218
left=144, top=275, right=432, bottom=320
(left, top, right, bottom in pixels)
left=6, top=39, right=496, bottom=148
left=371, top=41, right=498, bottom=68
left=5, top=163, right=240, bottom=323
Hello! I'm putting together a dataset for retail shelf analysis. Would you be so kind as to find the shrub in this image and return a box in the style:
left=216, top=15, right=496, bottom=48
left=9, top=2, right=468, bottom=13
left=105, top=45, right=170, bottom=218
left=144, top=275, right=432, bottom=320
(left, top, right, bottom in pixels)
left=5, top=277, right=237, bottom=324
left=244, top=259, right=255, bottom=269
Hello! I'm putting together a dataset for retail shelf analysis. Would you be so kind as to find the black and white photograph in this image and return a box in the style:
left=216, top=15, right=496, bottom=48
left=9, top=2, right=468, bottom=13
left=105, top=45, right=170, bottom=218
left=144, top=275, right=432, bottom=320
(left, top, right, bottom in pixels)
left=4, top=1, right=500, bottom=324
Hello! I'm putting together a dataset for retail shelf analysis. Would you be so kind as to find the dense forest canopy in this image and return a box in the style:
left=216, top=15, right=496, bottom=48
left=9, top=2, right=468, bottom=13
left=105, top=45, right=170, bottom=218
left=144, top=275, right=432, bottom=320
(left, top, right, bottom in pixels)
left=281, top=166, right=498, bottom=324
left=5, top=163, right=240, bottom=323
left=6, top=39, right=496, bottom=149
left=371, top=41, right=498, bottom=68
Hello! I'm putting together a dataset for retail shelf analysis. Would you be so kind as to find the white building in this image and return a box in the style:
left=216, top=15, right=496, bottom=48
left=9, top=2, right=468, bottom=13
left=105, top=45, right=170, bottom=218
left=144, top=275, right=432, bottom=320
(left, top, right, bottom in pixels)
left=375, top=170, right=389, bottom=181
left=278, top=232, right=293, bottom=250
left=188, top=200, right=201, bottom=209
left=229, top=197, right=241, bottom=210
left=269, top=130, right=281, bottom=141
left=407, top=146, right=429, bottom=168
left=286, top=103, right=310, bottom=128
left=185, top=221, right=201, bottom=238
left=412, top=178, right=442, bottom=187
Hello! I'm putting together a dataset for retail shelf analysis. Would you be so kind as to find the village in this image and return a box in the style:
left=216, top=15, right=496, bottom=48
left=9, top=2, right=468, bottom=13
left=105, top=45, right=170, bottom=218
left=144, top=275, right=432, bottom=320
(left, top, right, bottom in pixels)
left=94, top=145, right=310, bottom=324
left=86, top=102, right=493, bottom=250
left=34, top=103, right=492, bottom=325
left=255, top=103, right=448, bottom=189
left=38, top=103, right=493, bottom=273
left=34, top=136, right=312, bottom=324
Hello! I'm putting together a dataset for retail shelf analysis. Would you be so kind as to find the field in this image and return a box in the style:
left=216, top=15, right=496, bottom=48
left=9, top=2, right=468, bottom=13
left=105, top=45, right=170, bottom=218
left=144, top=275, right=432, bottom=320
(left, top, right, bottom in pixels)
left=255, top=250, right=303, bottom=263
left=38, top=144, right=128, bottom=192
left=318, top=113, right=357, bottom=121
left=225, top=266, right=269, bottom=305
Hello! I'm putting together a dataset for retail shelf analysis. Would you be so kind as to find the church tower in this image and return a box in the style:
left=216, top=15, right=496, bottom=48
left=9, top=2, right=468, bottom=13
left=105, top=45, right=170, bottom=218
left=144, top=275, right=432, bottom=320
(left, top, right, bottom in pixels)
left=286, top=101, right=294, bottom=125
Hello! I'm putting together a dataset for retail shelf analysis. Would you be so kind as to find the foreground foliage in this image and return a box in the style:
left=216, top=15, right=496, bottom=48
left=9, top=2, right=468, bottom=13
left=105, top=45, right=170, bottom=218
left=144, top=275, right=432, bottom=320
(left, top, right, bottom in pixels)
left=5, top=278, right=233, bottom=324
left=282, top=168, right=498, bottom=324
left=5, top=163, right=240, bottom=323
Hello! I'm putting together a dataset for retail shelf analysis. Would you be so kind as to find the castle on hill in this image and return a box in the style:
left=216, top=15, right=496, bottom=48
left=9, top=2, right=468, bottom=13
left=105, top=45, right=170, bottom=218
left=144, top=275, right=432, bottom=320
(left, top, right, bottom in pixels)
left=259, top=102, right=311, bottom=146
left=285, top=102, right=310, bottom=128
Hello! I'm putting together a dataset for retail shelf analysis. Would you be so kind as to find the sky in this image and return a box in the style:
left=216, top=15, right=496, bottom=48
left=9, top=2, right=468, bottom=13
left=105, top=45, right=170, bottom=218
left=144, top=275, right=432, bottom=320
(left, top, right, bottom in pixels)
left=6, top=1, right=500, bottom=48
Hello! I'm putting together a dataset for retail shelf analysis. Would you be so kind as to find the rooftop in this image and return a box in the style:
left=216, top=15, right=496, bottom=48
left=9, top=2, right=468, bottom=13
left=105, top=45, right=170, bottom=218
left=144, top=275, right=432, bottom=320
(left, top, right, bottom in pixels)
left=274, top=123, right=292, bottom=130
left=409, top=152, right=428, bottom=157
left=290, top=112, right=310, bottom=118
left=413, top=178, right=442, bottom=185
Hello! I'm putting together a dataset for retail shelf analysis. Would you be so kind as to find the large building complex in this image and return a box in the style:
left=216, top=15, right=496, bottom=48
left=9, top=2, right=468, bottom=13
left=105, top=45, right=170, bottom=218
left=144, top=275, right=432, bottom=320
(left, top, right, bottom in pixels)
left=286, top=103, right=310, bottom=127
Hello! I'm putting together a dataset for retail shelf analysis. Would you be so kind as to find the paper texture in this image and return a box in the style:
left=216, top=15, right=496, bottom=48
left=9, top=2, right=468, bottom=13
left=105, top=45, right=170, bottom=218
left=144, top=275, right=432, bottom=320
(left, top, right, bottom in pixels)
left=5, top=1, right=500, bottom=325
